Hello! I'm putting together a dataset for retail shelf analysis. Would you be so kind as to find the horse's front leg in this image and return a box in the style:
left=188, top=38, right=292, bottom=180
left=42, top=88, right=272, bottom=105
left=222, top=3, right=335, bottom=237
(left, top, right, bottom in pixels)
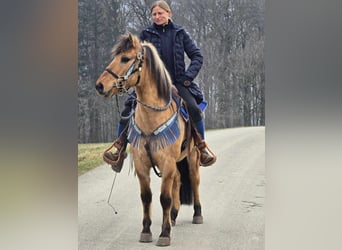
left=136, top=165, right=153, bottom=243
left=157, top=164, right=177, bottom=246
left=171, top=171, right=181, bottom=226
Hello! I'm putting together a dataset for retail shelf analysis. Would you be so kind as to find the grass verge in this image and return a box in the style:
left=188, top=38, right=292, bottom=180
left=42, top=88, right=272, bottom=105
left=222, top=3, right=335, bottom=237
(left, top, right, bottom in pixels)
left=78, top=143, right=109, bottom=176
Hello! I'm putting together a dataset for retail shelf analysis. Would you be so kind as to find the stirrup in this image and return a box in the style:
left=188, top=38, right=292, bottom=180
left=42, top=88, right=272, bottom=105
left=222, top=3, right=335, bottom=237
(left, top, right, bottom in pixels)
left=197, top=141, right=217, bottom=167
left=103, top=138, right=127, bottom=172
left=103, top=151, right=127, bottom=172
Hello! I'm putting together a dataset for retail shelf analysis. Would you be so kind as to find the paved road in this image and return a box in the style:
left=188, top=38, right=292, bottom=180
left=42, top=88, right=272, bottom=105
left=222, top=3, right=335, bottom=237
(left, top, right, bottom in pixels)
left=78, top=127, right=265, bottom=250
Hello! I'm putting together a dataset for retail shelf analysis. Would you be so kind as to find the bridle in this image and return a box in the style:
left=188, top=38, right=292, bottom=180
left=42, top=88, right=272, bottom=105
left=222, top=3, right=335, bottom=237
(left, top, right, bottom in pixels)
left=105, top=44, right=173, bottom=112
left=105, top=47, right=144, bottom=95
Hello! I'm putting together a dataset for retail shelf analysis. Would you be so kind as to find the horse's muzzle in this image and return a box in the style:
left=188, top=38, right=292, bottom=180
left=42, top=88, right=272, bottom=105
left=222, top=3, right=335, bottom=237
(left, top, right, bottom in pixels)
left=95, top=82, right=104, bottom=95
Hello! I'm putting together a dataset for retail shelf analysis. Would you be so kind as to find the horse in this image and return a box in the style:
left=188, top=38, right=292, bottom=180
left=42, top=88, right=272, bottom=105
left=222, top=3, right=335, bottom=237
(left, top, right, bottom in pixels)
left=95, top=33, right=203, bottom=246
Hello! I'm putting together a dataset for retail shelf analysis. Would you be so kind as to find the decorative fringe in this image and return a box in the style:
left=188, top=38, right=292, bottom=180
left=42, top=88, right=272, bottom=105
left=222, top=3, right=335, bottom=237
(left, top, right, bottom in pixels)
left=127, top=112, right=180, bottom=152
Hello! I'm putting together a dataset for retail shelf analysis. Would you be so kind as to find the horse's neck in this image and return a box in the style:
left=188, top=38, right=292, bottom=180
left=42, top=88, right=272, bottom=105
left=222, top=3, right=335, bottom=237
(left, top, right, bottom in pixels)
left=134, top=84, right=173, bottom=132
left=136, top=84, right=158, bottom=104
left=135, top=83, right=166, bottom=112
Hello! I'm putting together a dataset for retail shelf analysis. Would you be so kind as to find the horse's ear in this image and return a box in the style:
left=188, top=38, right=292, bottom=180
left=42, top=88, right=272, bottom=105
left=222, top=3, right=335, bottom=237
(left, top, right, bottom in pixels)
left=128, top=32, right=134, bottom=43
left=128, top=32, right=139, bottom=48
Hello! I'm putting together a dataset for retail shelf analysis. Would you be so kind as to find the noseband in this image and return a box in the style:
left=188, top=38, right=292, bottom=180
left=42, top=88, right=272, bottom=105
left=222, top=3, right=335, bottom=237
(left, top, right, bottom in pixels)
left=105, top=46, right=144, bottom=95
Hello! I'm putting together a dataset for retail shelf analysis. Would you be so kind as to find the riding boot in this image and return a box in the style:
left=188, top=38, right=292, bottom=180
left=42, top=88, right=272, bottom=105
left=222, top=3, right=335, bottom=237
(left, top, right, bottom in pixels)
left=103, top=123, right=128, bottom=173
left=194, top=120, right=217, bottom=167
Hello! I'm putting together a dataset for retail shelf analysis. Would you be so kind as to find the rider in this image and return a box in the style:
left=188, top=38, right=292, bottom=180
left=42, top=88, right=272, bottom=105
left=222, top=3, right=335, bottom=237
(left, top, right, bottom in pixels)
left=104, top=0, right=216, bottom=172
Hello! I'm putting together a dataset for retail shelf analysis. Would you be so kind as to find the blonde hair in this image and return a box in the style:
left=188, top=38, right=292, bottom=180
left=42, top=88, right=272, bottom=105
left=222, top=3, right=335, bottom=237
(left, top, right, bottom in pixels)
left=150, top=0, right=171, bottom=13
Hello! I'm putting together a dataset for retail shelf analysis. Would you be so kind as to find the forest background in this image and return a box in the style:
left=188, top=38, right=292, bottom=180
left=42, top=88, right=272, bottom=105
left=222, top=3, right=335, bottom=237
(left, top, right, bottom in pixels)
left=78, top=0, right=265, bottom=143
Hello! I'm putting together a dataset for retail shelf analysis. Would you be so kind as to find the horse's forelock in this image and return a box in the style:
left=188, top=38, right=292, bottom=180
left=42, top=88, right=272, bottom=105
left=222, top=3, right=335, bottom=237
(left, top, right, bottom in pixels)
left=111, top=34, right=138, bottom=57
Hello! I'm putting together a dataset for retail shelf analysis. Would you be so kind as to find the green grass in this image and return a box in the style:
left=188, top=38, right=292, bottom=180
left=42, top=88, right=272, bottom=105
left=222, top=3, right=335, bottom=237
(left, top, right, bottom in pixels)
left=78, top=143, right=110, bottom=176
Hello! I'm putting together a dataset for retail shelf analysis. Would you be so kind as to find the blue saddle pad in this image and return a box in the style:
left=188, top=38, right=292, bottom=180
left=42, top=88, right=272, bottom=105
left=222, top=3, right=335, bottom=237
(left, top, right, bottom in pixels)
left=180, top=100, right=208, bottom=121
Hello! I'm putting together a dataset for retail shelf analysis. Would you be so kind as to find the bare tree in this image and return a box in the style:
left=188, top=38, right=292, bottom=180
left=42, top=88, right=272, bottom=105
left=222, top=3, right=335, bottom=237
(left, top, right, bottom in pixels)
left=78, top=0, right=265, bottom=143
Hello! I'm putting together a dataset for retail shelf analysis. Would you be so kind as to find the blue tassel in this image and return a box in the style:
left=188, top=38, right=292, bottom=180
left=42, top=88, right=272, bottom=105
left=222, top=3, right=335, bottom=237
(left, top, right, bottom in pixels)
left=128, top=113, right=181, bottom=152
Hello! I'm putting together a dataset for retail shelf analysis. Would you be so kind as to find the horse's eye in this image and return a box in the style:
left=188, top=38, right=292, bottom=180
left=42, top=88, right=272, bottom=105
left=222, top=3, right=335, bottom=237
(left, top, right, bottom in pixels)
left=121, top=57, right=130, bottom=63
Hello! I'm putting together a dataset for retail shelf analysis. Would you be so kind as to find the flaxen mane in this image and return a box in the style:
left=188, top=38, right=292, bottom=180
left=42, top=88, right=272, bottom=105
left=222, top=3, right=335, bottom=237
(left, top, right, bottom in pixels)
left=111, top=34, right=172, bottom=103
left=142, top=42, right=172, bottom=103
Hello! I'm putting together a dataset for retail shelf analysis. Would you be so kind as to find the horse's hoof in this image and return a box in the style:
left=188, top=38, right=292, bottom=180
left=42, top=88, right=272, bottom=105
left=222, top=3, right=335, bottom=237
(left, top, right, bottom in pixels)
left=156, top=236, right=170, bottom=246
left=139, top=232, right=152, bottom=243
left=171, top=220, right=176, bottom=226
left=192, top=215, right=203, bottom=224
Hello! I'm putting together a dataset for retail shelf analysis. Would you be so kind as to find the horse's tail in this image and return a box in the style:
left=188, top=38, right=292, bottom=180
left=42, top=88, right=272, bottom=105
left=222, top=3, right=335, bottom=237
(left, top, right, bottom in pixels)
left=176, top=158, right=193, bottom=205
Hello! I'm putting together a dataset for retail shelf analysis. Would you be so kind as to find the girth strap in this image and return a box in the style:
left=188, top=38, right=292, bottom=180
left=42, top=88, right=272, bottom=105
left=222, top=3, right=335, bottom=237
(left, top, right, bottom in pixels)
left=144, top=141, right=162, bottom=177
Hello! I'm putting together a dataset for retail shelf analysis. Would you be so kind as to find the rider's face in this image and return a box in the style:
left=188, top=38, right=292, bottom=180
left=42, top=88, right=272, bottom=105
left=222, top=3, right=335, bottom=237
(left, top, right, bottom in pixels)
left=151, top=6, right=171, bottom=26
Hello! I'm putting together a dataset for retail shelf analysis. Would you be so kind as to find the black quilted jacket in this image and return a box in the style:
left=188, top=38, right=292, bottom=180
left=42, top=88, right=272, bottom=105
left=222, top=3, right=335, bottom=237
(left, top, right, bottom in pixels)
left=139, top=20, right=203, bottom=86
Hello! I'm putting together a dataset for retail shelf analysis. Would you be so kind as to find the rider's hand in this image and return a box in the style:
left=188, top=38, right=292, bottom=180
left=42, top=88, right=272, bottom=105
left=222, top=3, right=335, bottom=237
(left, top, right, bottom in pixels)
left=184, top=80, right=191, bottom=87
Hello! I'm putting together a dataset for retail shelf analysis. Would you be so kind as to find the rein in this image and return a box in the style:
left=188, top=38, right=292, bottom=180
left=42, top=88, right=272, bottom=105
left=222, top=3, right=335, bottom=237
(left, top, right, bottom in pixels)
left=129, top=91, right=172, bottom=112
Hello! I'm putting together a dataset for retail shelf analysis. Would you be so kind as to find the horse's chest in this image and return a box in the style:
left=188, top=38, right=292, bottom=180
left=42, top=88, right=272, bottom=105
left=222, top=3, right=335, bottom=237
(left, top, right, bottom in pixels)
left=127, top=112, right=181, bottom=152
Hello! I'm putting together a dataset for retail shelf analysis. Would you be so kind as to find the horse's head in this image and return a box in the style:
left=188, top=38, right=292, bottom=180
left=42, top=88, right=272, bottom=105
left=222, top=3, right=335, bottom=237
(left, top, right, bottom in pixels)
left=95, top=33, right=144, bottom=97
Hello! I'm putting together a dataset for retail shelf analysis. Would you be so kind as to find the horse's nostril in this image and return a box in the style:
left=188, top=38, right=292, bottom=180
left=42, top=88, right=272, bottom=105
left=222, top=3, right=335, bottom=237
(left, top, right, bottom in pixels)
left=96, top=82, right=104, bottom=93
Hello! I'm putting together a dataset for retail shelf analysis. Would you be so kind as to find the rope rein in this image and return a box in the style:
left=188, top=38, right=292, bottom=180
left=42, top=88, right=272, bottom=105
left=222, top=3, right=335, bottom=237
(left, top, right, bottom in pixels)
left=107, top=173, right=118, bottom=214
left=128, top=90, right=173, bottom=112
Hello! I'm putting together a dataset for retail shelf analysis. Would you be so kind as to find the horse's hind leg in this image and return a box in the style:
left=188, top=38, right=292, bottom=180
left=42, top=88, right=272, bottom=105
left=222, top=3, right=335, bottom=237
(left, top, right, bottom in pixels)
left=171, top=171, right=181, bottom=226
left=189, top=149, right=203, bottom=224
left=136, top=169, right=153, bottom=243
